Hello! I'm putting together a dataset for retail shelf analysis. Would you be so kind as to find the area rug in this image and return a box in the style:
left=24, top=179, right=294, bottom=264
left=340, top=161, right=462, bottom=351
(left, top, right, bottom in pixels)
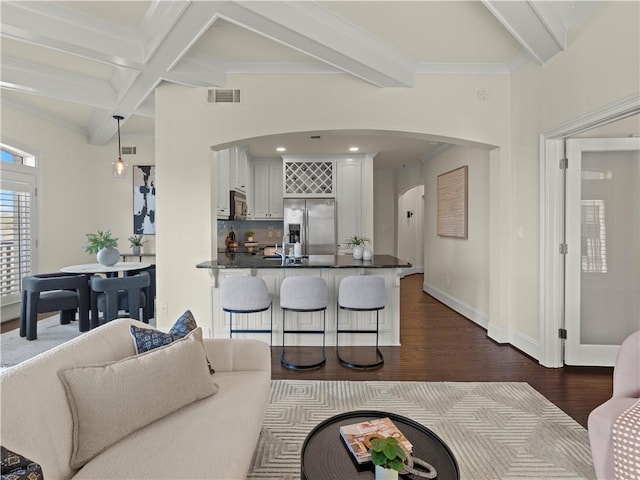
left=248, top=380, right=595, bottom=480
left=1, top=315, right=83, bottom=367
left=1, top=314, right=156, bottom=367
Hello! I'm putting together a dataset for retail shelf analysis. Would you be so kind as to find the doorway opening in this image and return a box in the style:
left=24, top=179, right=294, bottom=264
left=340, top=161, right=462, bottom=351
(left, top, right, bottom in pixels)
left=397, top=185, right=424, bottom=276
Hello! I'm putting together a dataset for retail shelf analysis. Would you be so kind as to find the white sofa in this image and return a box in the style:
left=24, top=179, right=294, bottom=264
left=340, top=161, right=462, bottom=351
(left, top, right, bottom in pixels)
left=1, top=318, right=271, bottom=479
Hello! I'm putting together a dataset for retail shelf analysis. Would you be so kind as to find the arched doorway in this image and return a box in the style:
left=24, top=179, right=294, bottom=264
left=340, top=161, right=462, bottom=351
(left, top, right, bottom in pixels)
left=397, top=185, right=424, bottom=275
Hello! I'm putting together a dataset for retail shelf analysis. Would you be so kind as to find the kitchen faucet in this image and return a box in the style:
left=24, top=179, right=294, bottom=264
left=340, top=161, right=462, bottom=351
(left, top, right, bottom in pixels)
left=276, top=234, right=290, bottom=265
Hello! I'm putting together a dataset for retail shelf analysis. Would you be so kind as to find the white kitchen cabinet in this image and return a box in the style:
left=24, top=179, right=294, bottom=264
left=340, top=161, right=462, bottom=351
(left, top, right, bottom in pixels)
left=282, top=156, right=335, bottom=197
left=336, top=157, right=363, bottom=251
left=232, top=146, right=250, bottom=193
left=253, top=160, right=283, bottom=219
left=216, top=148, right=231, bottom=219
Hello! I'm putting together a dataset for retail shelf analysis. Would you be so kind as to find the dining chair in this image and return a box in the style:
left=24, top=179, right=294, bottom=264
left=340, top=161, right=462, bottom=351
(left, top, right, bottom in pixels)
left=20, top=272, right=90, bottom=340
left=90, top=271, right=150, bottom=326
left=126, top=264, right=156, bottom=319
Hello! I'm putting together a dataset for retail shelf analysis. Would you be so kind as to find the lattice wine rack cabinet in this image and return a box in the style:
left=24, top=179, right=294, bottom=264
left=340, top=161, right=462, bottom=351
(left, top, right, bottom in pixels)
left=284, top=159, right=334, bottom=196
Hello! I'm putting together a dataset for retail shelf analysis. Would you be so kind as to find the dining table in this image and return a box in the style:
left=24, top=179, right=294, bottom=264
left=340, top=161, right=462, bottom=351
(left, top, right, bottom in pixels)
left=60, top=262, right=152, bottom=328
left=61, top=262, right=151, bottom=276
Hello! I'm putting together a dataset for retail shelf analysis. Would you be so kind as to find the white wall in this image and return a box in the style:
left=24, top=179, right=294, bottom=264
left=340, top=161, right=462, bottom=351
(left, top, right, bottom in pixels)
left=509, top=1, right=640, bottom=342
left=423, top=146, right=491, bottom=325
left=155, top=73, right=510, bottom=332
left=1, top=104, right=155, bottom=319
left=1, top=105, right=156, bottom=270
left=3, top=2, right=636, bottom=360
left=373, top=172, right=396, bottom=255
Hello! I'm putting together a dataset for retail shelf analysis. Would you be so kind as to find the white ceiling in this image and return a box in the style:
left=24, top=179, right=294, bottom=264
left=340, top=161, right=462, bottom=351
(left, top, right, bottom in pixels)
left=0, top=1, right=596, bottom=170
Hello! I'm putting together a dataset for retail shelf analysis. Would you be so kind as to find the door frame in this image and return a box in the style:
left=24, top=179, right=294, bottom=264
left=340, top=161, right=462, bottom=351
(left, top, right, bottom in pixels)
left=538, top=93, right=640, bottom=367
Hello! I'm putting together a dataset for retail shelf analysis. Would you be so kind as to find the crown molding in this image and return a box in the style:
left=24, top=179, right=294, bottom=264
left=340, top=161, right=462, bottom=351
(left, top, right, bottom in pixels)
left=415, top=63, right=511, bottom=75
left=225, top=62, right=342, bottom=74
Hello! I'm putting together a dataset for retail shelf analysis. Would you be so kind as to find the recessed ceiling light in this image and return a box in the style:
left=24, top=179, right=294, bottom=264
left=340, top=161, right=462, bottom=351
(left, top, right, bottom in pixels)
left=276, top=147, right=286, bottom=152
left=349, top=146, right=359, bottom=152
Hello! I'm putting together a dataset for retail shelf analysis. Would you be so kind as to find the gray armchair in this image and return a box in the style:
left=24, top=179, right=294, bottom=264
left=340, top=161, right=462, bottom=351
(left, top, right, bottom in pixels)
left=90, top=271, right=150, bottom=326
left=20, top=272, right=90, bottom=340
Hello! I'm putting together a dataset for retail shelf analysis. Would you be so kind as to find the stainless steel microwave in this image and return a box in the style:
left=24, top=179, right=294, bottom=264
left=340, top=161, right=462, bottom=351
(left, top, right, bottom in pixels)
left=229, top=190, right=247, bottom=220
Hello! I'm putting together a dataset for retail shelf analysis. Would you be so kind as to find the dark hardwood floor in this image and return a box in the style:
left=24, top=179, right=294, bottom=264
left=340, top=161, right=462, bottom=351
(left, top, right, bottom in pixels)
left=271, top=273, right=613, bottom=429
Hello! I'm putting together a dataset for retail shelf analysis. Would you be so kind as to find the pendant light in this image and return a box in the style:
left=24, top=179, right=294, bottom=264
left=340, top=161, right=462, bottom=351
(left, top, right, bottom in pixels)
left=111, top=115, right=128, bottom=177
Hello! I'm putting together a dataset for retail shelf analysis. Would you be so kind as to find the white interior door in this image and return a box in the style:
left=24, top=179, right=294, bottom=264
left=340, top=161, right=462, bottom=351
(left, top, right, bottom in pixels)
left=565, top=137, right=640, bottom=366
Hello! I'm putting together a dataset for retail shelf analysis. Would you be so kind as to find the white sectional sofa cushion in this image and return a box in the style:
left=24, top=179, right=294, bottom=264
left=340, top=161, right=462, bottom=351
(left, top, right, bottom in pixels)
left=1, top=318, right=271, bottom=480
left=59, top=327, right=217, bottom=469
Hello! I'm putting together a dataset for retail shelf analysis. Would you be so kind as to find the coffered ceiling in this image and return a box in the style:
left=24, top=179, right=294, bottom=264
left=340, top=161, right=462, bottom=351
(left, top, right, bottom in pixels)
left=0, top=1, right=596, bottom=169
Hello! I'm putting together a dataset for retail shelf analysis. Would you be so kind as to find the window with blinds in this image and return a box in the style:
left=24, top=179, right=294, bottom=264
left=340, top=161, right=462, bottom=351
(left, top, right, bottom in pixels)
left=0, top=188, right=32, bottom=298
left=581, top=199, right=607, bottom=274
left=1, top=145, right=36, bottom=305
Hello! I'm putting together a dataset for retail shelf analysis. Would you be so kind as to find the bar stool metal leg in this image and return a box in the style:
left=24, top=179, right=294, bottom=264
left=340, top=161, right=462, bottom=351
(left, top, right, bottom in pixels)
left=280, top=308, right=326, bottom=370
left=336, top=307, right=384, bottom=369
left=279, top=275, right=328, bottom=370
left=336, top=275, right=386, bottom=370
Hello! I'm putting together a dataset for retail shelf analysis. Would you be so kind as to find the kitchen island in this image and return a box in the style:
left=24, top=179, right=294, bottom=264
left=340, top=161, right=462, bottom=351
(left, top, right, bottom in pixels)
left=197, top=254, right=411, bottom=346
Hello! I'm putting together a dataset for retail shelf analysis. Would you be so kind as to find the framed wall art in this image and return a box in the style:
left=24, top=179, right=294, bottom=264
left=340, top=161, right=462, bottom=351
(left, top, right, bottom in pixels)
left=437, top=165, right=468, bottom=239
left=133, top=165, right=156, bottom=235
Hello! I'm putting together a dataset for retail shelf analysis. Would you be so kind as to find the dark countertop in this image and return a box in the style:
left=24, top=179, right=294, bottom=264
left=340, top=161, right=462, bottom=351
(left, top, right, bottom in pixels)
left=197, top=254, right=411, bottom=269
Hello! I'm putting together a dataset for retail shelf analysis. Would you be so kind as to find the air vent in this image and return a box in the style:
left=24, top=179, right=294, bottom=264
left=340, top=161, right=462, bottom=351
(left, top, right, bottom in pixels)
left=121, top=146, right=136, bottom=155
left=208, top=89, right=241, bottom=104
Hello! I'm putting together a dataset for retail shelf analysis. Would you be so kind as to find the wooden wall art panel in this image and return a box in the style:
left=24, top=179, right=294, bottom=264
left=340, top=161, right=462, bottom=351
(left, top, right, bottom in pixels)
left=437, top=165, right=468, bottom=238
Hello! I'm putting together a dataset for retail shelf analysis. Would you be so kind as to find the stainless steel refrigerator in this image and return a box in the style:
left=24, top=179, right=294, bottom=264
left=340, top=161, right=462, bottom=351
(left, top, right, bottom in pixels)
left=283, top=198, right=336, bottom=255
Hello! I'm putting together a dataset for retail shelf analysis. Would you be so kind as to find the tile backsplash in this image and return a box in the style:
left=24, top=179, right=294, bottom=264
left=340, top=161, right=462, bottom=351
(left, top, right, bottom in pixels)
left=217, top=220, right=283, bottom=250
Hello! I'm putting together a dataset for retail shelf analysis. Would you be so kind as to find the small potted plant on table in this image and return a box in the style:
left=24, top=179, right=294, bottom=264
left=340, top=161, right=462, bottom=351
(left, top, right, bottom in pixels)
left=85, top=229, right=119, bottom=266
left=128, top=234, right=147, bottom=256
left=344, top=235, right=369, bottom=260
left=370, top=436, right=407, bottom=480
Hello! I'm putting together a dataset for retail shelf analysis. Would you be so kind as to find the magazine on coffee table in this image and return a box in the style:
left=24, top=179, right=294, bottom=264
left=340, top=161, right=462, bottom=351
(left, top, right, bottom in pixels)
left=339, top=417, right=413, bottom=464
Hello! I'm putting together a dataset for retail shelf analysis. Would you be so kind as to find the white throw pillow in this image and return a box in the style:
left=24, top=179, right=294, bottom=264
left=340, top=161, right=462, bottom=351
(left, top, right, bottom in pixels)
left=59, top=327, right=217, bottom=469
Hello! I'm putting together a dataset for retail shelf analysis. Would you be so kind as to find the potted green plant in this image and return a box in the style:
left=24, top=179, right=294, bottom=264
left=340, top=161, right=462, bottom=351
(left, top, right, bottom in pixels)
left=370, top=436, right=407, bottom=480
left=85, top=229, right=119, bottom=266
left=344, top=235, right=369, bottom=260
left=244, top=230, right=256, bottom=242
left=128, top=234, right=147, bottom=256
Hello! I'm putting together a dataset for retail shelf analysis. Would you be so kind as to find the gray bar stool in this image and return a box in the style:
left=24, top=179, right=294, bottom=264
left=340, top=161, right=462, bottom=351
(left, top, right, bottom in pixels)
left=221, top=276, right=273, bottom=344
left=337, top=275, right=386, bottom=369
left=280, top=276, right=328, bottom=370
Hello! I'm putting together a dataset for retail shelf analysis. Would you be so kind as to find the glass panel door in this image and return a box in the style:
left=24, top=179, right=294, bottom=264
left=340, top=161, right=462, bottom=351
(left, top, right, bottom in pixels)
left=565, top=138, right=640, bottom=366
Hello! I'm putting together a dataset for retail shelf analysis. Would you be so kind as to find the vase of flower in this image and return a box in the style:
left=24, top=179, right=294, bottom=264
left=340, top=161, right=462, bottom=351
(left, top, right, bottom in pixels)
left=345, top=236, right=369, bottom=260
left=96, top=247, right=120, bottom=266
left=85, top=230, right=119, bottom=266
left=128, top=235, right=147, bottom=256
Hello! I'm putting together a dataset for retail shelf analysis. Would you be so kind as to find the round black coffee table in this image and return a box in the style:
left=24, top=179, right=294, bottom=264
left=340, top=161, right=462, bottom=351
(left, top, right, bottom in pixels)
left=300, top=410, right=459, bottom=480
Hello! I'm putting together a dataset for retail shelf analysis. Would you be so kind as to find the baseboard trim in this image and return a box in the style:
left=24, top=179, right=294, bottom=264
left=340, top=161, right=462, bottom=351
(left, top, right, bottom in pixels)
left=423, top=282, right=488, bottom=329
left=423, top=282, right=539, bottom=361
left=400, top=266, right=424, bottom=278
